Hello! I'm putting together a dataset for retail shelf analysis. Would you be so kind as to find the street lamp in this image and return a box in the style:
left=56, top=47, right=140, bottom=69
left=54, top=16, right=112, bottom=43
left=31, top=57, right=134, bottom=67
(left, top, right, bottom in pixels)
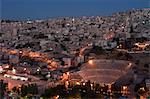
left=90, top=83, right=94, bottom=90
left=83, top=82, right=85, bottom=86
left=24, top=68, right=27, bottom=71
left=76, top=82, right=80, bottom=85
left=122, top=86, right=128, bottom=95
left=127, top=63, right=132, bottom=69
left=139, top=87, right=145, bottom=91
left=123, top=86, right=127, bottom=90
left=88, top=60, right=93, bottom=65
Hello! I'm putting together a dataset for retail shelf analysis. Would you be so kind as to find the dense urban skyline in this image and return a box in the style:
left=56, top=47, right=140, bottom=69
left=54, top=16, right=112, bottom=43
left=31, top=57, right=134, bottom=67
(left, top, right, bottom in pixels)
left=1, top=0, right=150, bottom=20
left=0, top=0, right=150, bottom=98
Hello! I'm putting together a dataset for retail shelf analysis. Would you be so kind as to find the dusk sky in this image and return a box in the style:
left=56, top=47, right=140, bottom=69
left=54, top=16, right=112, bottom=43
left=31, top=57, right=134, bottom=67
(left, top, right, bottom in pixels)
left=1, top=0, right=150, bottom=20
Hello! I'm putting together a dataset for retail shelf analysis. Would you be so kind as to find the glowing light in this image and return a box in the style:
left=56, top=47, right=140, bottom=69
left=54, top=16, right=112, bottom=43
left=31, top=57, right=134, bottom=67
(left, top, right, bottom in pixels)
left=119, top=44, right=122, bottom=47
left=72, top=18, right=75, bottom=22
left=123, top=86, right=127, bottom=90
left=66, top=72, right=70, bottom=76
left=61, top=72, right=70, bottom=81
left=76, top=82, right=80, bottom=85
left=127, top=63, right=132, bottom=69
left=5, top=65, right=9, bottom=69
left=54, top=95, right=59, bottom=99
left=24, top=68, right=27, bottom=71
left=88, top=60, right=93, bottom=65
left=56, top=95, right=59, bottom=99
left=135, top=43, right=139, bottom=46
left=19, top=51, right=23, bottom=54
left=9, top=50, right=17, bottom=54
left=83, top=82, right=85, bottom=86
left=129, top=63, right=132, bottom=66
left=36, top=68, right=41, bottom=72
left=90, top=84, right=93, bottom=87
left=29, top=52, right=40, bottom=57
left=139, top=87, right=145, bottom=91
left=1, top=47, right=58, bottom=70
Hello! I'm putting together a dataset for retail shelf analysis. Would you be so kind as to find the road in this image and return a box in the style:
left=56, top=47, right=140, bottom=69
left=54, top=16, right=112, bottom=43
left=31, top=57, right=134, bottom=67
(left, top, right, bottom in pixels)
left=0, top=47, right=58, bottom=70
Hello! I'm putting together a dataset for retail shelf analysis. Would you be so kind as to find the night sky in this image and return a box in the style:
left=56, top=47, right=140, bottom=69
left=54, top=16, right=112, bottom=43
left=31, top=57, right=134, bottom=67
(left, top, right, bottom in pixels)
left=1, top=0, right=150, bottom=20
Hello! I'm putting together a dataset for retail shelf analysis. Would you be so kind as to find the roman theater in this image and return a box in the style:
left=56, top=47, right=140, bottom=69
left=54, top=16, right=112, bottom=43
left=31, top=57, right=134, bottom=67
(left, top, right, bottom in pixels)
left=71, top=59, right=134, bottom=85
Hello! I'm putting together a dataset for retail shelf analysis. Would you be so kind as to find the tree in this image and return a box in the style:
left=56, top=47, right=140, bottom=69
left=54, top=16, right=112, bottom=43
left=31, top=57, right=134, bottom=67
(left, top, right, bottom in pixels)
left=90, top=46, right=105, bottom=55
left=95, top=84, right=101, bottom=92
left=85, top=80, right=92, bottom=92
left=41, top=87, right=57, bottom=98
left=60, top=44, right=67, bottom=51
left=21, top=84, right=27, bottom=97
left=20, top=84, right=38, bottom=97
left=0, top=80, right=4, bottom=98
left=12, top=87, right=17, bottom=93
left=0, top=80, right=7, bottom=98
left=144, top=64, right=149, bottom=68
left=28, top=84, right=38, bottom=95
